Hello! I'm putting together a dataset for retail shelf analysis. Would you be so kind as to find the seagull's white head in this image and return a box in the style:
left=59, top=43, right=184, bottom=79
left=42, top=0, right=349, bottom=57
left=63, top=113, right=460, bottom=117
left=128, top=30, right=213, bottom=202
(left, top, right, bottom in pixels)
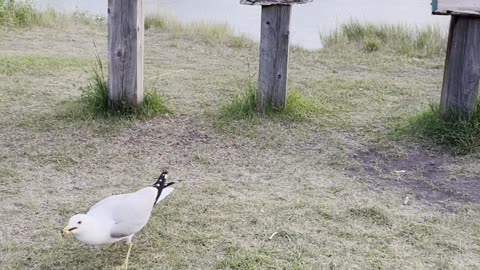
left=62, top=214, right=94, bottom=239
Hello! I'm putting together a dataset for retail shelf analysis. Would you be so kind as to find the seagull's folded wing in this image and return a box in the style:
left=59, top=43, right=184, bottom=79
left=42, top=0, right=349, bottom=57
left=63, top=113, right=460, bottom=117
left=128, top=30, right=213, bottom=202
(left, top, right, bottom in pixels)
left=87, top=188, right=156, bottom=238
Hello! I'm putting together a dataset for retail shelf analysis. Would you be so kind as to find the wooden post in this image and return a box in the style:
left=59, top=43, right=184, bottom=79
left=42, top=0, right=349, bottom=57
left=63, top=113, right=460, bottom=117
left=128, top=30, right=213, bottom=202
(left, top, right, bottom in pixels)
left=440, top=15, right=480, bottom=117
left=108, top=0, right=144, bottom=108
left=258, top=5, right=291, bottom=112
left=241, top=0, right=312, bottom=113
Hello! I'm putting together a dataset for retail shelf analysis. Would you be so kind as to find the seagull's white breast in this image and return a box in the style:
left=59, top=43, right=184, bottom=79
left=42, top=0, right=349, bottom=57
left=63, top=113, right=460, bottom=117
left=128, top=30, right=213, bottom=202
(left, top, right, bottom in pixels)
left=76, top=187, right=158, bottom=246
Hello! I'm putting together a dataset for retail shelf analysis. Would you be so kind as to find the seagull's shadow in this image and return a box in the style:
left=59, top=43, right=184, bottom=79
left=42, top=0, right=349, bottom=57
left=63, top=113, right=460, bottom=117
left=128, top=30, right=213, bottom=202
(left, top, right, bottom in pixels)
left=43, top=239, right=131, bottom=269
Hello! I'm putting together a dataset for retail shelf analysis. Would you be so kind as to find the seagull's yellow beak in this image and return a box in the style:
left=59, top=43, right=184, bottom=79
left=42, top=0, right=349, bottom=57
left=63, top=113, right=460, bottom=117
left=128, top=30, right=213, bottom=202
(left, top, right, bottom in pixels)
left=61, top=226, right=77, bottom=237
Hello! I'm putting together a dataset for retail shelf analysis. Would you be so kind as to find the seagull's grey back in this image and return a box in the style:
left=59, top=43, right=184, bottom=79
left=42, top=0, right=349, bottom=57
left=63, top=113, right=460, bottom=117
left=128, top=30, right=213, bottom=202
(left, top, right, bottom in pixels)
left=87, top=187, right=157, bottom=238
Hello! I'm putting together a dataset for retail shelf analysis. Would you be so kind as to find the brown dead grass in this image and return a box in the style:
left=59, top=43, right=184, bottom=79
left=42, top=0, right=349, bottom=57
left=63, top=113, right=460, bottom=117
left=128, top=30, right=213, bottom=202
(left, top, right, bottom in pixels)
left=0, top=20, right=479, bottom=270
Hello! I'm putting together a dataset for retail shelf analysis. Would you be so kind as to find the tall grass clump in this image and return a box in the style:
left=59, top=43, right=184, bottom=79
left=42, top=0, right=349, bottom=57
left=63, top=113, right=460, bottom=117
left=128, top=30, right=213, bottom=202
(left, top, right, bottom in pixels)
left=145, top=13, right=182, bottom=33
left=404, top=104, right=480, bottom=154
left=66, top=56, right=171, bottom=120
left=145, top=13, right=252, bottom=48
left=321, top=21, right=447, bottom=58
left=0, top=0, right=37, bottom=27
left=221, top=78, right=258, bottom=120
left=0, top=0, right=98, bottom=28
left=221, top=78, right=324, bottom=121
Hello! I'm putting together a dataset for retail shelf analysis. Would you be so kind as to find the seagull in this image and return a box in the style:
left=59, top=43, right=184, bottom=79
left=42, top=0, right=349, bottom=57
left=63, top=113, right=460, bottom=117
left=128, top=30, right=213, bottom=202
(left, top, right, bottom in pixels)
left=62, top=171, right=177, bottom=269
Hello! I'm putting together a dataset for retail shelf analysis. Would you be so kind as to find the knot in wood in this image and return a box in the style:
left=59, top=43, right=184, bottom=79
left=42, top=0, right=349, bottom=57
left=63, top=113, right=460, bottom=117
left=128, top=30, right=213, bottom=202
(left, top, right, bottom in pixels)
left=115, top=48, right=126, bottom=62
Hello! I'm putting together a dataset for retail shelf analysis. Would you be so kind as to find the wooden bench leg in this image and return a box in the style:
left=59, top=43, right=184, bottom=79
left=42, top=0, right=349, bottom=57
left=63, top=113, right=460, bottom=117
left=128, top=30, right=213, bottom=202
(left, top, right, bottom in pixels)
left=440, top=15, right=480, bottom=118
left=108, top=0, right=144, bottom=108
left=257, top=4, right=291, bottom=113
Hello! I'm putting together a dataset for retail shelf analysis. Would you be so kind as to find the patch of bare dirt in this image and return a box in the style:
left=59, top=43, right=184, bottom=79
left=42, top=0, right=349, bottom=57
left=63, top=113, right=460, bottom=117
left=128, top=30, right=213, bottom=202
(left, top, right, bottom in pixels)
left=348, top=148, right=480, bottom=208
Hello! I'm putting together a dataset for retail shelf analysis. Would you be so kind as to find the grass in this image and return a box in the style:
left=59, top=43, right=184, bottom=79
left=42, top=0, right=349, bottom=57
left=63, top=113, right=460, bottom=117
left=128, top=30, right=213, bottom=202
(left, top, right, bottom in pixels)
left=145, top=13, right=253, bottom=48
left=0, top=55, right=88, bottom=75
left=0, top=0, right=100, bottom=29
left=220, top=77, right=325, bottom=121
left=2, top=8, right=480, bottom=270
left=4, top=8, right=248, bottom=46
left=403, top=104, right=480, bottom=154
left=0, top=0, right=36, bottom=27
left=65, top=56, right=171, bottom=120
left=321, top=21, right=447, bottom=58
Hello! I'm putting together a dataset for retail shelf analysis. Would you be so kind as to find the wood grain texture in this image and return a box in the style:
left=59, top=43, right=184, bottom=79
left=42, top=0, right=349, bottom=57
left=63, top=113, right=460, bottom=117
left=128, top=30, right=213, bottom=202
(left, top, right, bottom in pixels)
left=108, top=0, right=144, bottom=108
left=257, top=5, right=291, bottom=112
left=434, top=0, right=480, bottom=16
left=136, top=0, right=144, bottom=103
left=440, top=16, right=480, bottom=116
left=241, top=0, right=311, bottom=6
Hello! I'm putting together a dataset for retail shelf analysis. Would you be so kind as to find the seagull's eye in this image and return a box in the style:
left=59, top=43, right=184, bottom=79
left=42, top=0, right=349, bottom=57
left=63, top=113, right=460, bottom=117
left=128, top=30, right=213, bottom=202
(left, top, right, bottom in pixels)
left=77, top=221, right=82, bottom=225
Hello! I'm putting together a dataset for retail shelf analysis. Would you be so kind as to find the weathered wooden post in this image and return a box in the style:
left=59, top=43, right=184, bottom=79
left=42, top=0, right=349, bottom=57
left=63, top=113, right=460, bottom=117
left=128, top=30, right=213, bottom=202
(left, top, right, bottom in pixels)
left=240, top=0, right=312, bottom=113
left=433, top=0, right=480, bottom=118
left=108, top=0, right=144, bottom=108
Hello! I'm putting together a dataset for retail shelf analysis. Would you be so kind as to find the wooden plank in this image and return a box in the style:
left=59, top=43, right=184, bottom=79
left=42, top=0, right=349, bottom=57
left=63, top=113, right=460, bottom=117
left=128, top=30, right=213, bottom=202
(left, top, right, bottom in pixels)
left=440, top=16, right=480, bottom=117
left=107, top=0, right=144, bottom=108
left=434, top=0, right=480, bottom=16
left=137, top=0, right=144, bottom=104
left=241, top=0, right=311, bottom=6
left=257, top=5, right=291, bottom=112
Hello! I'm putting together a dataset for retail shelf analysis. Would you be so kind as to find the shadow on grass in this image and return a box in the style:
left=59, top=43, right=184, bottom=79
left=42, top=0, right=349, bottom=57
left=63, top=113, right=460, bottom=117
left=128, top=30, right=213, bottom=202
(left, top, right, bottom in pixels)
left=32, top=240, right=128, bottom=270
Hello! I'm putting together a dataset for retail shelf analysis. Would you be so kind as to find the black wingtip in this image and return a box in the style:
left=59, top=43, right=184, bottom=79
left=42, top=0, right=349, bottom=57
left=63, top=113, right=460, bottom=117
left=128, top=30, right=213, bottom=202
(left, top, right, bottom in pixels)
left=153, top=171, right=183, bottom=188
left=153, top=171, right=168, bottom=187
left=152, top=171, right=175, bottom=206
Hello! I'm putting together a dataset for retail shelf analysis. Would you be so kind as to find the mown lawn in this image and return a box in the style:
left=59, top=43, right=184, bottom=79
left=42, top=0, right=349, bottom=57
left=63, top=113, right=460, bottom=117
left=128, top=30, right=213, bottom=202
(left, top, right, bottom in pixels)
left=0, top=6, right=479, bottom=270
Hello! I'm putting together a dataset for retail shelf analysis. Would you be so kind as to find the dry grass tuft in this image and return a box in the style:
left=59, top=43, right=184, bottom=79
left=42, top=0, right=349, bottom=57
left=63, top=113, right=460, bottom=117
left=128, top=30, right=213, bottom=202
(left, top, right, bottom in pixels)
left=321, top=21, right=447, bottom=58
left=145, top=13, right=253, bottom=48
left=0, top=0, right=100, bottom=29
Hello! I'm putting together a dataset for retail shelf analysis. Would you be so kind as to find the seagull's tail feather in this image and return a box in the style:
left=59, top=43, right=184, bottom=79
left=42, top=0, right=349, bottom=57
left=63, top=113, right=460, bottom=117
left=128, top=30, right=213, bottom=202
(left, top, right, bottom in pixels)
left=152, top=171, right=180, bottom=206
left=153, top=171, right=169, bottom=187
left=164, top=181, right=179, bottom=188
